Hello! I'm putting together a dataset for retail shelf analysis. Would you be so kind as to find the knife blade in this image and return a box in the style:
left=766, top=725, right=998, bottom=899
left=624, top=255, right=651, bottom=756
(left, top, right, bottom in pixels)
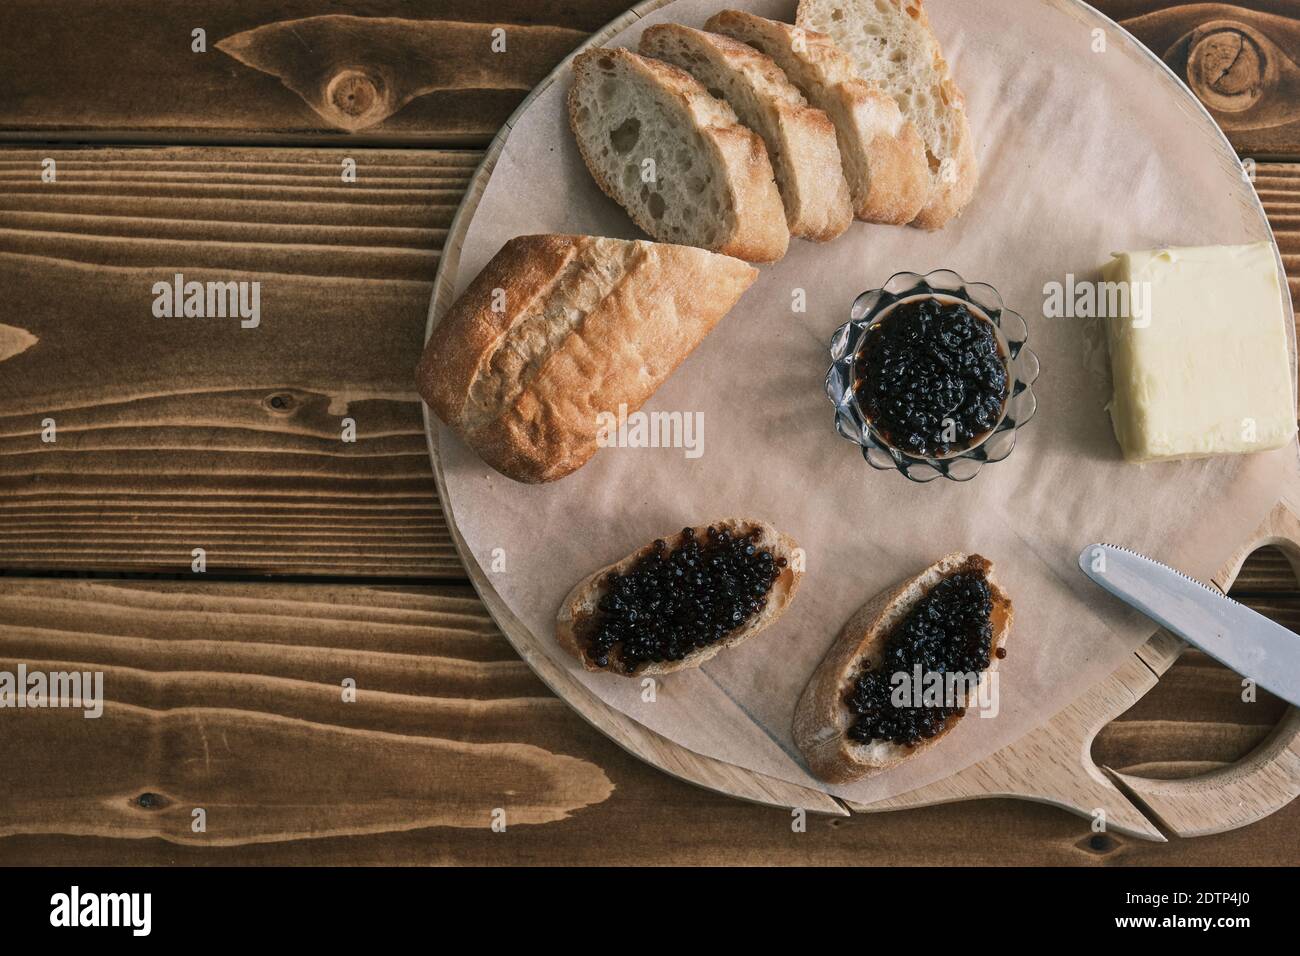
left=1078, top=543, right=1300, bottom=708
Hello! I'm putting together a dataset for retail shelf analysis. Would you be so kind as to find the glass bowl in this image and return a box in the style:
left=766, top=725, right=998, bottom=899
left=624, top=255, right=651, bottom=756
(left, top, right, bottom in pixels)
left=826, top=270, right=1040, bottom=483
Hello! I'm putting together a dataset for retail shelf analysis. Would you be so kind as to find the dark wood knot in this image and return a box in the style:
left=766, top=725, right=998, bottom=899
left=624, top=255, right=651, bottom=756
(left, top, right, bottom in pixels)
left=263, top=391, right=296, bottom=415
left=135, top=792, right=169, bottom=810
left=325, top=68, right=388, bottom=126
left=1085, top=832, right=1117, bottom=854
left=1186, top=22, right=1268, bottom=113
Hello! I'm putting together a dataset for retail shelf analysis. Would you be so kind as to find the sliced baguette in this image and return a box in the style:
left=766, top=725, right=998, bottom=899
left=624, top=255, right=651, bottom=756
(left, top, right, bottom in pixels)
left=556, top=518, right=803, bottom=676
left=568, top=47, right=789, bottom=262
left=797, top=0, right=978, bottom=229
left=794, top=553, right=1012, bottom=784
left=638, top=23, right=853, bottom=242
left=706, top=9, right=927, bottom=225
left=416, top=234, right=757, bottom=484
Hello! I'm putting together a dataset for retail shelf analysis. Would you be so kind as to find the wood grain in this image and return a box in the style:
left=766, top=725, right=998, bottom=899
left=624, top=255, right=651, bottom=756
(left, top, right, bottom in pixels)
left=0, top=2, right=1291, bottom=151
left=1, top=0, right=1299, bottom=862
left=0, top=146, right=465, bottom=576
left=1094, top=1, right=1300, bottom=155
left=4, top=149, right=1297, bottom=576
left=0, top=576, right=1294, bottom=864
left=0, top=1, right=632, bottom=145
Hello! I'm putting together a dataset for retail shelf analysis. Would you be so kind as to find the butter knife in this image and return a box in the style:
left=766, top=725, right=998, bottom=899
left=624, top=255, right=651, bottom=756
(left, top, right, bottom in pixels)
left=1078, top=544, right=1300, bottom=708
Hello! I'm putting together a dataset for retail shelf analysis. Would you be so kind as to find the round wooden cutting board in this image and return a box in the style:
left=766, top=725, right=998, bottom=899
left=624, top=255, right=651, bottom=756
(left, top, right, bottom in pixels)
left=423, top=0, right=1300, bottom=837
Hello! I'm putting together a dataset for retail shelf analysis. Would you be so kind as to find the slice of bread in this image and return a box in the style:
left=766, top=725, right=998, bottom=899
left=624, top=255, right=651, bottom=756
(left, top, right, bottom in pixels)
left=556, top=518, right=803, bottom=676
left=568, top=47, right=790, bottom=262
left=417, top=234, right=757, bottom=484
left=639, top=23, right=853, bottom=242
left=706, top=9, right=927, bottom=226
left=794, top=553, right=1013, bottom=784
left=797, top=0, right=978, bottom=229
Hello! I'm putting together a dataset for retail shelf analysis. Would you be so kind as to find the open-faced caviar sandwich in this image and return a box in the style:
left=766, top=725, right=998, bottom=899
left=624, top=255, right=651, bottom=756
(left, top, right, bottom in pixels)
left=556, top=519, right=803, bottom=676
left=794, top=553, right=1012, bottom=783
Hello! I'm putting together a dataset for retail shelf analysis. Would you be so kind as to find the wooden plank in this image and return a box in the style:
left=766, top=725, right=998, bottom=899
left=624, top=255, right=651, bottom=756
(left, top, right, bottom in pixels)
left=3, top=150, right=1297, bottom=576
left=0, top=146, right=467, bottom=576
left=0, top=3, right=1291, bottom=151
left=0, top=1, right=633, bottom=145
left=1094, top=1, right=1300, bottom=156
left=0, top=577, right=1295, bottom=863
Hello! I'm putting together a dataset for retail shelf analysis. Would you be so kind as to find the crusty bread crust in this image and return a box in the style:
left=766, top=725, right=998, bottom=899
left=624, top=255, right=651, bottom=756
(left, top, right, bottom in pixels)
left=794, top=553, right=1013, bottom=784
left=796, top=0, right=978, bottom=230
left=568, top=47, right=790, bottom=262
left=705, top=10, right=928, bottom=226
left=638, top=23, right=853, bottom=242
left=416, top=234, right=757, bottom=483
left=556, top=518, right=803, bottom=676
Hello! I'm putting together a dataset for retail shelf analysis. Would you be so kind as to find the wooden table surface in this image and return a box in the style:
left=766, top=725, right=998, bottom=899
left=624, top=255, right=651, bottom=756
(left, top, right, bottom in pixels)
left=1, top=0, right=1298, bottom=866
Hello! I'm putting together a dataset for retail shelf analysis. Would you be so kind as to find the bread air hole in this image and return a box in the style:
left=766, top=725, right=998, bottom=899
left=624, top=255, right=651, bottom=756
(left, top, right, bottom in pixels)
left=609, top=117, right=641, bottom=154
left=648, top=192, right=667, bottom=219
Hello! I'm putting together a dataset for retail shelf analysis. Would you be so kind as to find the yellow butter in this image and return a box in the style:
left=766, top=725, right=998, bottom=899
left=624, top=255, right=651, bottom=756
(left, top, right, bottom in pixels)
left=1102, top=242, right=1295, bottom=463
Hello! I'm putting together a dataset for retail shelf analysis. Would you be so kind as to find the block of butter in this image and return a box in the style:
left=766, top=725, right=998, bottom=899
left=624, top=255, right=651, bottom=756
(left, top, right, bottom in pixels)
left=1101, top=242, right=1296, bottom=463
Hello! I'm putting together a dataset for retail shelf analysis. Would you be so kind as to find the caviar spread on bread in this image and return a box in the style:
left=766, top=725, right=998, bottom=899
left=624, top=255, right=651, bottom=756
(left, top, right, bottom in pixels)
left=556, top=519, right=802, bottom=677
left=847, top=560, right=997, bottom=745
left=855, top=296, right=1008, bottom=458
left=793, top=553, right=1013, bottom=784
left=585, top=525, right=786, bottom=671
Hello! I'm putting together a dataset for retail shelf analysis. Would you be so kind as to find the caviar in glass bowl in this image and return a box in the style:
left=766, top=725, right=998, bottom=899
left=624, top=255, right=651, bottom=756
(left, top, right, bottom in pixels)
left=826, top=271, right=1039, bottom=482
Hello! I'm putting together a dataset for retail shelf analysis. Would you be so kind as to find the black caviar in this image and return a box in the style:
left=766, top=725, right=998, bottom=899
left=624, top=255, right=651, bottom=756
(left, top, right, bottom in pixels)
left=846, top=568, right=995, bottom=746
left=854, top=296, right=1009, bottom=458
left=583, top=525, right=786, bottom=673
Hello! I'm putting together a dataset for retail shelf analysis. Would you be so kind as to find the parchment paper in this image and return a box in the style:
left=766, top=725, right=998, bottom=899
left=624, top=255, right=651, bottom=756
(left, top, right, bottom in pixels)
left=434, top=0, right=1299, bottom=802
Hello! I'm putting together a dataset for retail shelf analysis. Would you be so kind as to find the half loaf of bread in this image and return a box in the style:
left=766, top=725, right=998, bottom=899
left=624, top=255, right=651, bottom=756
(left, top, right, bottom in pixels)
left=416, top=234, right=757, bottom=483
